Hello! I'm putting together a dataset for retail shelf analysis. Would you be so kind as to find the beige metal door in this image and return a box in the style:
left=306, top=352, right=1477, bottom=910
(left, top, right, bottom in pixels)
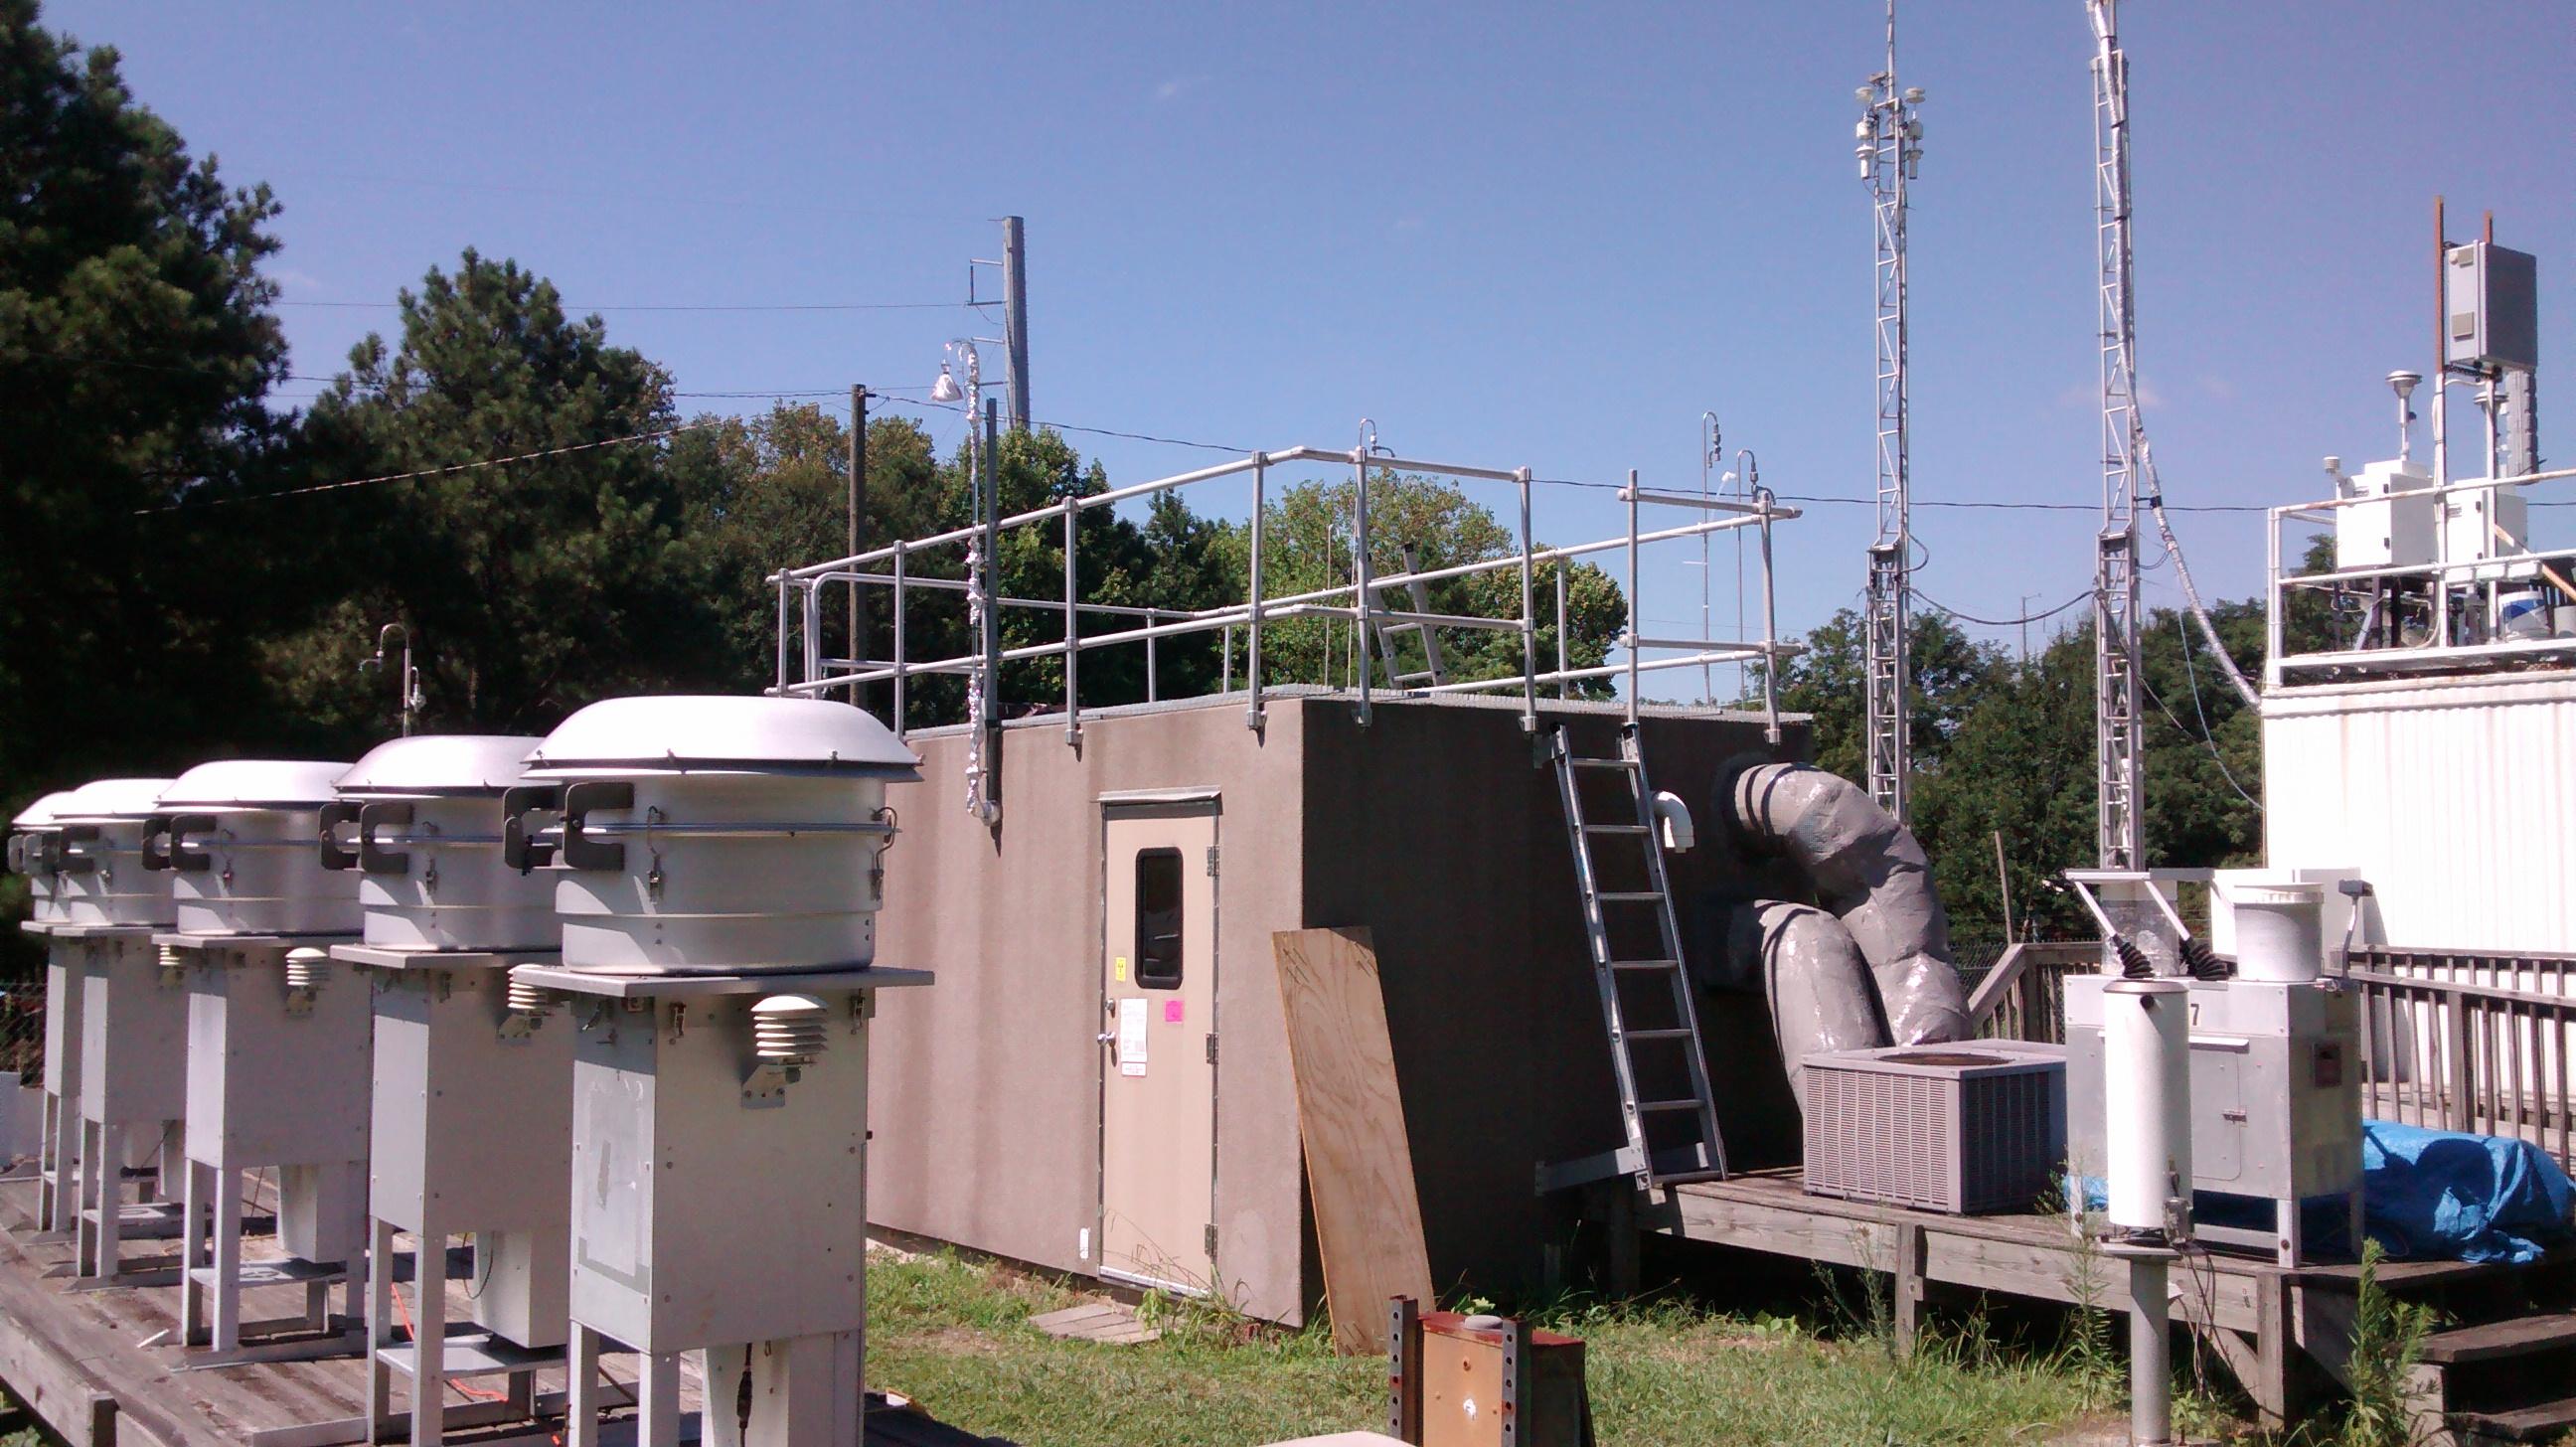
left=1099, top=802, right=1218, bottom=1294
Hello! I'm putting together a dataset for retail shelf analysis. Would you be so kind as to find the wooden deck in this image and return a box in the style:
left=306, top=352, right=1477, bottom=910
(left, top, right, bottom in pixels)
left=0, top=1176, right=1006, bottom=1446
left=1646, top=1168, right=2530, bottom=1428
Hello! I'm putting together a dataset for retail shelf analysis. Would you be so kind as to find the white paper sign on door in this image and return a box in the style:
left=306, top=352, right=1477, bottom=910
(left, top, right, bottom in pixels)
left=1117, top=997, right=1149, bottom=1076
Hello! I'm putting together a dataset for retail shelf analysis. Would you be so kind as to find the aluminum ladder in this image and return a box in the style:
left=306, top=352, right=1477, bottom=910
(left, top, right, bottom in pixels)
left=1368, top=543, right=1448, bottom=690
left=1540, top=724, right=1730, bottom=1193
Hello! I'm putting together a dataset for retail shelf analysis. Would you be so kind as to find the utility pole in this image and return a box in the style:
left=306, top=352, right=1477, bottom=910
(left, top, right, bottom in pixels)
left=1857, top=0, right=1926, bottom=824
left=1002, top=217, right=1031, bottom=431
left=848, top=385, right=869, bottom=708
left=2089, top=0, right=2145, bottom=872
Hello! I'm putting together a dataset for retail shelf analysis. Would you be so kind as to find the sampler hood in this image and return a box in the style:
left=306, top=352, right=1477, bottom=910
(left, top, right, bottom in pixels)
left=336, top=735, right=543, bottom=797
left=159, top=759, right=352, bottom=812
left=53, top=777, right=176, bottom=822
left=522, top=696, right=921, bottom=781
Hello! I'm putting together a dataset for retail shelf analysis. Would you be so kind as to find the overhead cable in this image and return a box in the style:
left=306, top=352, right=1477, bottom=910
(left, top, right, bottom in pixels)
left=141, top=419, right=724, bottom=513
left=1909, top=587, right=2091, bottom=628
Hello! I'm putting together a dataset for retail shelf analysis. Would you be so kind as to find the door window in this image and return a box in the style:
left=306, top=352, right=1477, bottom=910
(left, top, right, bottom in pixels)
left=1134, top=847, right=1184, bottom=989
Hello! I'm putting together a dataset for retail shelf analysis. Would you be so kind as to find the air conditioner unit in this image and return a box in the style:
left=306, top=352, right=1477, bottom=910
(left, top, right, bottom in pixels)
left=1802, top=1043, right=2067, bottom=1214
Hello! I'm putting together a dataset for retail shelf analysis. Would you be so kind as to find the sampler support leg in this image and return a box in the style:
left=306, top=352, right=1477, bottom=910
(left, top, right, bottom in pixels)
left=563, top=1324, right=603, bottom=1447
left=209, top=1166, right=242, bottom=1352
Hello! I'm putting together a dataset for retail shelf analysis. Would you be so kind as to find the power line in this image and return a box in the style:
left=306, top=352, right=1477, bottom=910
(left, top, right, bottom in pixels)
left=142, top=419, right=723, bottom=514
left=2143, top=674, right=2263, bottom=814
left=2170, top=609, right=2263, bottom=811
left=1910, top=586, right=2091, bottom=628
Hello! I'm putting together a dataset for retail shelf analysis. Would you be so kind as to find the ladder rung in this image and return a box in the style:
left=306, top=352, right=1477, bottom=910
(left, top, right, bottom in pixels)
left=1622, top=1029, right=1696, bottom=1043
left=1583, top=824, right=1651, bottom=835
left=1597, top=891, right=1663, bottom=902
left=1569, top=757, right=1638, bottom=770
left=1608, top=959, right=1680, bottom=971
left=1636, top=1099, right=1704, bottom=1115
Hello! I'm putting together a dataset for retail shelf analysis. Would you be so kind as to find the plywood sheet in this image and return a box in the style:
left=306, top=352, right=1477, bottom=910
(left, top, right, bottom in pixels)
left=1271, top=926, right=1433, bottom=1355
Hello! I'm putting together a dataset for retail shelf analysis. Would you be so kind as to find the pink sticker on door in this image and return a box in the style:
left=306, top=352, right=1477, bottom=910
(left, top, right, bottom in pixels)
left=1164, top=1000, right=1185, bottom=1025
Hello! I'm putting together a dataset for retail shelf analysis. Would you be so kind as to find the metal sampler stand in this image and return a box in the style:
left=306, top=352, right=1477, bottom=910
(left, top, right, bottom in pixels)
left=166, top=931, right=371, bottom=1364
left=346, top=944, right=604, bottom=1447
left=69, top=923, right=192, bottom=1284
left=523, top=963, right=929, bottom=1447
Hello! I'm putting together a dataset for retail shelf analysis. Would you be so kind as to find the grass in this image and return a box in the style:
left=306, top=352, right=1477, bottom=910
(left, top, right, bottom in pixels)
left=865, top=1248, right=2117, bottom=1446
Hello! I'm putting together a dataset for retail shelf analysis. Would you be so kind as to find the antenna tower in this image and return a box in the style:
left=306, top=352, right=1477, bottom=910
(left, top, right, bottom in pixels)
left=1858, top=0, right=1925, bottom=822
left=2088, top=0, right=2145, bottom=870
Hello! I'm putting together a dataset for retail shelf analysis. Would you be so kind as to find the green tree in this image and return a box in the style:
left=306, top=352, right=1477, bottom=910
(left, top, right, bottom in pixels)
left=667, top=402, right=944, bottom=696
left=1, top=0, right=293, bottom=971
left=1764, top=608, right=2011, bottom=782
left=266, top=251, right=703, bottom=736
left=0, top=0, right=288, bottom=785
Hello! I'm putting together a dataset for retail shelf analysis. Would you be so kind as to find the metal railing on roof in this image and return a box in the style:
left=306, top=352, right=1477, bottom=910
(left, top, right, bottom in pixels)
left=2265, top=462, right=2576, bottom=688
left=766, top=442, right=1800, bottom=810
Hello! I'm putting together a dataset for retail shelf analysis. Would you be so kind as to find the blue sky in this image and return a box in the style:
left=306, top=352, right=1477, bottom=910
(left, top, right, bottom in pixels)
left=54, top=2, right=2574, bottom=674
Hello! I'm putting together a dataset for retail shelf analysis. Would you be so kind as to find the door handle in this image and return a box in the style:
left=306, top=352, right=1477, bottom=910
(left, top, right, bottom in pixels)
left=1096, top=1032, right=1117, bottom=1045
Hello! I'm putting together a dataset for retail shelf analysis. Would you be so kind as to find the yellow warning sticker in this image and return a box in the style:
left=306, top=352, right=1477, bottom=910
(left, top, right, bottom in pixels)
left=1113, top=956, right=1128, bottom=982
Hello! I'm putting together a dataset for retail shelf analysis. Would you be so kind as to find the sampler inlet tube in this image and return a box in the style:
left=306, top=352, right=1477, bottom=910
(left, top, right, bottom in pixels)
left=2102, top=978, right=2190, bottom=1238
left=2102, top=977, right=2187, bottom=1447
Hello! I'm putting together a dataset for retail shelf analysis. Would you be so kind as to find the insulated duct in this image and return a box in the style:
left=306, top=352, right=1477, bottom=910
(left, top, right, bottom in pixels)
left=1732, top=901, right=1886, bottom=1111
left=1720, top=761, right=1970, bottom=1047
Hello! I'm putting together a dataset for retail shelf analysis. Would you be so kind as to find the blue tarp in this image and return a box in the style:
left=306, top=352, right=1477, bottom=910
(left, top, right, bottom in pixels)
left=2078, top=1119, right=2576, bottom=1265
left=2357, top=1118, right=2576, bottom=1265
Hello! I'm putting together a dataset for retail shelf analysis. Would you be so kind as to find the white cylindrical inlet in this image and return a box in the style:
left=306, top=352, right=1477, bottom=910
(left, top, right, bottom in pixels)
left=49, top=777, right=178, bottom=926
left=2102, top=977, right=2190, bottom=1239
left=332, top=734, right=555, bottom=951
left=8, top=789, right=83, bottom=924
left=155, top=760, right=360, bottom=935
left=2228, top=881, right=2325, bottom=984
left=521, top=696, right=921, bottom=973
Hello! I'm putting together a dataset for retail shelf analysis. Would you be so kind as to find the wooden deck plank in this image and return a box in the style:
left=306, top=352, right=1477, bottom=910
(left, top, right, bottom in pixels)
left=1665, top=1172, right=2266, bottom=1333
left=0, top=1178, right=637, bottom=1447
left=0, top=1177, right=1005, bottom=1446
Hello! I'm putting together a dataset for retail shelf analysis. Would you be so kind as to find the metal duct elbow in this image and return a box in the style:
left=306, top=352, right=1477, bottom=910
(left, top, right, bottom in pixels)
left=1721, top=762, right=1969, bottom=1045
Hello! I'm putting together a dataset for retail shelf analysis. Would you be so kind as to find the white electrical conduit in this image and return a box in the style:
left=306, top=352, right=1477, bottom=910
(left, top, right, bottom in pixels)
left=2139, top=437, right=2262, bottom=710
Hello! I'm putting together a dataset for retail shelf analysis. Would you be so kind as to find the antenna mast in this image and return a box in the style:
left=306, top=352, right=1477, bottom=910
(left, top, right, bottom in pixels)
left=2088, top=0, right=2145, bottom=870
left=1858, top=0, right=1926, bottom=822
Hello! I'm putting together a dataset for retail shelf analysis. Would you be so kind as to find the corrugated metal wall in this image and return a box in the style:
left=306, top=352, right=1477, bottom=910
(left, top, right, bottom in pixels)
left=2264, top=674, right=2576, bottom=953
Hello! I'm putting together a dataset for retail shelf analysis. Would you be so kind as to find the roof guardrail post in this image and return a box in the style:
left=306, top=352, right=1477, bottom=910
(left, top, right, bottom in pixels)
left=1759, top=487, right=1782, bottom=744
left=1247, top=453, right=1267, bottom=732
left=801, top=578, right=823, bottom=687
left=1519, top=466, right=1537, bottom=733
left=2264, top=506, right=2284, bottom=692
left=1354, top=446, right=1374, bottom=727
left=773, top=574, right=790, bottom=696
left=1063, top=497, right=1081, bottom=745
left=1624, top=470, right=1641, bottom=729
left=891, top=545, right=908, bottom=738
left=1555, top=566, right=1570, bottom=701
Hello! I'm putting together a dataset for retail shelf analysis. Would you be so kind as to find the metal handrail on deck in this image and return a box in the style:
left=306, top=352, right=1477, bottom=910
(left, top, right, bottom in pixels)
left=1966, top=940, right=2098, bottom=1045
left=766, top=440, right=1804, bottom=794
